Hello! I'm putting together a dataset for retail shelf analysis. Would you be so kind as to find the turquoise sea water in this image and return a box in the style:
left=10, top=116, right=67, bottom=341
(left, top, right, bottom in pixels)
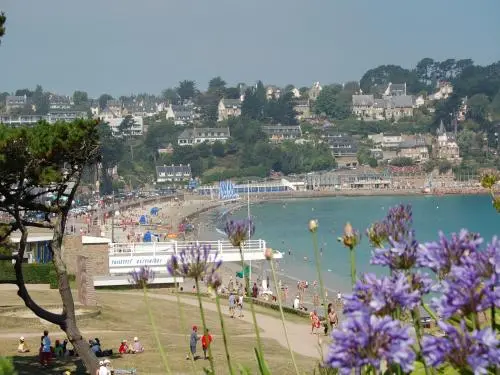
left=230, top=194, right=499, bottom=293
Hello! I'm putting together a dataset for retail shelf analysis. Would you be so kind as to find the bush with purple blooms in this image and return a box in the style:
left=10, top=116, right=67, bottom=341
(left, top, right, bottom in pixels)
left=325, top=204, right=500, bottom=375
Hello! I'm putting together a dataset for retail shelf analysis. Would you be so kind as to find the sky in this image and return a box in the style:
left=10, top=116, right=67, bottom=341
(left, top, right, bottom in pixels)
left=1, top=0, right=500, bottom=98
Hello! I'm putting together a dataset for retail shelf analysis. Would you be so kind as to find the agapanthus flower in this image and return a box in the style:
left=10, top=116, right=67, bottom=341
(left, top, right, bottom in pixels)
left=343, top=272, right=421, bottom=316
left=417, top=229, right=483, bottom=278
left=367, top=204, right=414, bottom=248
left=224, top=218, right=255, bottom=247
left=325, top=312, right=415, bottom=374
left=129, top=266, right=155, bottom=287
left=422, top=321, right=500, bottom=374
left=370, top=232, right=419, bottom=270
left=167, top=243, right=222, bottom=280
left=206, top=271, right=222, bottom=290
left=338, top=222, right=360, bottom=250
left=431, top=262, right=497, bottom=318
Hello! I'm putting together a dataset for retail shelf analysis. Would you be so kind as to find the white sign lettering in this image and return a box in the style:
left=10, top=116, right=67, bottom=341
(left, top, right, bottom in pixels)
left=109, top=255, right=171, bottom=269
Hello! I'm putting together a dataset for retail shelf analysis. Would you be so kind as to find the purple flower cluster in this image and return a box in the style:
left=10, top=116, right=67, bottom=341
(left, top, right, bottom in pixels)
left=224, top=218, right=255, bottom=247
left=417, top=229, right=483, bottom=278
left=368, top=205, right=418, bottom=270
left=129, top=266, right=155, bottom=287
left=325, top=312, right=415, bottom=374
left=422, top=322, right=500, bottom=374
left=167, top=243, right=222, bottom=280
left=343, top=272, right=426, bottom=316
left=431, top=262, right=498, bottom=319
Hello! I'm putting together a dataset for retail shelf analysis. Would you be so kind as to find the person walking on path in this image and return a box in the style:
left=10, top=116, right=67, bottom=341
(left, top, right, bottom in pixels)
left=237, top=293, right=244, bottom=318
left=187, top=325, right=200, bottom=360
left=40, top=330, right=51, bottom=367
left=228, top=292, right=236, bottom=318
left=201, top=328, right=213, bottom=360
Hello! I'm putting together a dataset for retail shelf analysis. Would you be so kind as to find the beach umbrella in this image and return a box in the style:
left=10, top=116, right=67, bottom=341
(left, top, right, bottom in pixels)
left=138, top=215, right=147, bottom=225
left=143, top=231, right=152, bottom=242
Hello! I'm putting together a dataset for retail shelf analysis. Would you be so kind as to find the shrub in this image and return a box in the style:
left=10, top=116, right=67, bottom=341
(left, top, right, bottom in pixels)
left=0, top=262, right=55, bottom=284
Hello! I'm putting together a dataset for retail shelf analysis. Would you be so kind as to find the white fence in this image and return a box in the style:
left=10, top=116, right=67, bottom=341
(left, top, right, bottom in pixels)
left=108, top=239, right=280, bottom=274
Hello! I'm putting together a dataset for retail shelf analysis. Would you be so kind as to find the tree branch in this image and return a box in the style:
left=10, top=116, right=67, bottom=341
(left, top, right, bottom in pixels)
left=0, top=254, right=15, bottom=261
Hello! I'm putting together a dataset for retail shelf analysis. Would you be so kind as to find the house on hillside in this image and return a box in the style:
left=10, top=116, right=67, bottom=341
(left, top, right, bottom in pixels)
left=383, top=82, right=407, bottom=97
left=106, top=116, right=144, bottom=136
left=293, top=100, right=311, bottom=120
left=435, top=122, right=460, bottom=162
left=428, top=81, right=453, bottom=101
left=5, top=95, right=28, bottom=113
left=49, top=94, right=72, bottom=111
left=397, top=136, right=429, bottom=162
left=156, top=164, right=192, bottom=183
left=106, top=100, right=123, bottom=117
left=368, top=133, right=403, bottom=149
left=265, top=86, right=282, bottom=100
left=262, top=125, right=302, bottom=143
left=177, top=127, right=230, bottom=146
left=165, top=104, right=194, bottom=125
left=352, top=90, right=415, bottom=121
left=324, top=133, right=358, bottom=157
left=47, top=110, right=87, bottom=123
left=308, top=82, right=322, bottom=101
left=218, top=98, right=242, bottom=122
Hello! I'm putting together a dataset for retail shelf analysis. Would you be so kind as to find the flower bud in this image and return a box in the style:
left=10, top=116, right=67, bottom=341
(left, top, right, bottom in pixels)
left=264, top=247, right=273, bottom=260
left=308, top=219, right=318, bottom=233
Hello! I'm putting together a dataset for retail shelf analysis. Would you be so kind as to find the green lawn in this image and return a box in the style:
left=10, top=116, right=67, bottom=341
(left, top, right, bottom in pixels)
left=0, top=289, right=319, bottom=374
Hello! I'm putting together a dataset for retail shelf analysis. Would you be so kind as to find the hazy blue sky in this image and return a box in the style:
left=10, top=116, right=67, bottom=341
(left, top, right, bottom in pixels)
left=1, top=0, right=499, bottom=97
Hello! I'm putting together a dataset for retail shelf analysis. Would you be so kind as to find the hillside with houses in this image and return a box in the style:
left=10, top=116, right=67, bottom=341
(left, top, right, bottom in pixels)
left=1, top=58, right=500, bottom=193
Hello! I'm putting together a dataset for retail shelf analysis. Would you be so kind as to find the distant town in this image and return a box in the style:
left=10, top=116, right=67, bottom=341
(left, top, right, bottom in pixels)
left=1, top=57, right=499, bottom=194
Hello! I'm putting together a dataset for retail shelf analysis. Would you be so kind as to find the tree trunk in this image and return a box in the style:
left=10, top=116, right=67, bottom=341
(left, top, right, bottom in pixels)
left=52, top=215, right=98, bottom=374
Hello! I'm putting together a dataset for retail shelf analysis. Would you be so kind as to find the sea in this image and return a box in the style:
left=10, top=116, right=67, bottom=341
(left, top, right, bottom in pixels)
left=214, top=194, right=499, bottom=293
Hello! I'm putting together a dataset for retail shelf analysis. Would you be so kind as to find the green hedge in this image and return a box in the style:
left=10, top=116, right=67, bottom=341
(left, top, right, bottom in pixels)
left=0, top=262, right=57, bottom=285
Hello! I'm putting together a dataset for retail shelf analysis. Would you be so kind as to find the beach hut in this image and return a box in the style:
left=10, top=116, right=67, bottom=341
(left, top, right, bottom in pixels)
left=138, top=215, right=147, bottom=225
left=143, top=231, right=152, bottom=242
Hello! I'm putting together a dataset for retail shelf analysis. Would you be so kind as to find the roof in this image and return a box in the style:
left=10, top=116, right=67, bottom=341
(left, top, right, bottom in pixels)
left=352, top=95, right=374, bottom=106
left=106, top=99, right=122, bottom=107
left=221, top=99, right=242, bottom=108
left=178, top=128, right=230, bottom=139
left=399, top=136, right=428, bottom=148
left=262, top=125, right=302, bottom=136
left=386, top=95, right=414, bottom=108
left=156, top=164, right=192, bottom=176
left=389, top=83, right=406, bottom=93
left=6, top=95, right=27, bottom=104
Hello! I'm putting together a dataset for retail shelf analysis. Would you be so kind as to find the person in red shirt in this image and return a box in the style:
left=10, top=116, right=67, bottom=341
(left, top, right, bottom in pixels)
left=118, top=340, right=129, bottom=354
left=201, top=329, right=213, bottom=360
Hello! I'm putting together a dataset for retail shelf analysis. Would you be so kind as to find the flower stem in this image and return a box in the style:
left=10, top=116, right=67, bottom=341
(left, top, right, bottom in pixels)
left=239, top=245, right=251, bottom=297
left=269, top=258, right=300, bottom=375
left=311, top=232, right=328, bottom=321
left=422, top=303, right=438, bottom=323
left=173, top=276, right=196, bottom=374
left=238, top=245, right=265, bottom=361
left=194, top=277, right=216, bottom=374
left=491, top=306, right=496, bottom=331
left=215, top=295, right=235, bottom=375
left=349, top=247, right=357, bottom=287
left=143, top=285, right=171, bottom=375
left=411, top=306, right=430, bottom=375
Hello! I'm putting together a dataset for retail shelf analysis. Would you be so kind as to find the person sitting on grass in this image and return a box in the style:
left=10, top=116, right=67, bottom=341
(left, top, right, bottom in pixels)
left=201, top=328, right=213, bottom=360
left=17, top=336, right=29, bottom=353
left=118, top=339, right=130, bottom=354
left=131, top=337, right=144, bottom=353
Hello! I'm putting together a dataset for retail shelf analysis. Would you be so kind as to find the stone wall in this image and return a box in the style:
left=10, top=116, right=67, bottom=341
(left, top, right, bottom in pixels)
left=76, top=255, right=97, bottom=306
left=62, top=236, right=109, bottom=276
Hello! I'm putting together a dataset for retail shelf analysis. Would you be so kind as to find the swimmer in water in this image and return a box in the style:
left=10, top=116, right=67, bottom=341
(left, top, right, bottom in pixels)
left=303, top=256, right=308, bottom=262
left=288, top=249, right=291, bottom=256
left=320, top=248, right=323, bottom=256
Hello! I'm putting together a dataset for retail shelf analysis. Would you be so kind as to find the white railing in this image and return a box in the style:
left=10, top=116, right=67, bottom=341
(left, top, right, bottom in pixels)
left=109, top=239, right=267, bottom=257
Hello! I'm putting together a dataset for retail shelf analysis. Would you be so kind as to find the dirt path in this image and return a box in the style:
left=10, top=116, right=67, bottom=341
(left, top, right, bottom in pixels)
left=105, top=291, right=326, bottom=359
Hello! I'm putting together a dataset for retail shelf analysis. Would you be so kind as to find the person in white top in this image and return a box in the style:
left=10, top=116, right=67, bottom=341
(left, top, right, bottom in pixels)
left=97, top=360, right=108, bottom=375
left=293, top=295, right=300, bottom=310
